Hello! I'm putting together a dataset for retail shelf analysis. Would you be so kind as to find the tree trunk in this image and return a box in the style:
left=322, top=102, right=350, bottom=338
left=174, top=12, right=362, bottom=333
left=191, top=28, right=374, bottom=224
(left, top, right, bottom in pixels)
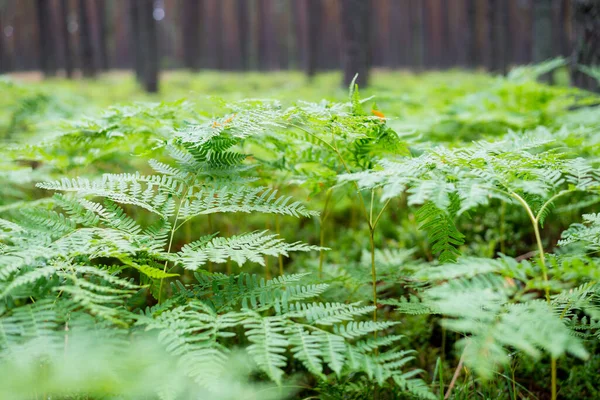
left=0, top=7, right=5, bottom=73
left=182, top=0, right=201, bottom=71
left=138, top=0, right=159, bottom=92
left=36, top=0, right=57, bottom=77
left=490, top=0, right=510, bottom=74
left=78, top=0, right=96, bottom=78
left=96, top=0, right=109, bottom=71
left=341, top=0, right=371, bottom=87
left=59, top=0, right=74, bottom=78
left=466, top=0, right=478, bottom=68
left=532, top=0, right=554, bottom=63
left=571, top=0, right=600, bottom=91
left=410, top=0, right=424, bottom=71
left=558, top=0, right=572, bottom=58
left=306, top=0, right=322, bottom=78
left=214, top=0, right=224, bottom=70
left=485, top=0, right=495, bottom=71
left=237, top=0, right=249, bottom=70
left=257, top=0, right=276, bottom=70
left=389, top=0, right=408, bottom=68
left=441, top=0, right=452, bottom=67
left=129, top=0, right=143, bottom=81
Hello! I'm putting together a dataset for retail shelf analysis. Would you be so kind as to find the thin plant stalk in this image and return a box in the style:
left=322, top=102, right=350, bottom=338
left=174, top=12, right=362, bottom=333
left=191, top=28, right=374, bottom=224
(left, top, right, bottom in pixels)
left=207, top=214, right=214, bottom=273
left=318, top=189, right=333, bottom=279
left=276, top=214, right=284, bottom=276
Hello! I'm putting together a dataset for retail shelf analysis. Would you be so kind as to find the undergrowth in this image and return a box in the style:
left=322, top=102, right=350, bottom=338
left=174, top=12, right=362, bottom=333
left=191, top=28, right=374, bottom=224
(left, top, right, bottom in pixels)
left=0, top=64, right=599, bottom=399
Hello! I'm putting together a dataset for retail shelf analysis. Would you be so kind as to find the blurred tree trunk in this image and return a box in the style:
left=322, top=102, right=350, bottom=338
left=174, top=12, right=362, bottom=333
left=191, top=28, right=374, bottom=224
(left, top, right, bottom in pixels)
left=509, top=0, right=533, bottom=65
left=532, top=0, right=554, bottom=63
left=36, top=0, right=57, bottom=77
left=182, top=0, right=201, bottom=71
left=129, top=0, right=143, bottom=82
left=78, top=0, right=96, bottom=78
left=306, top=0, right=321, bottom=78
left=257, top=0, right=276, bottom=70
left=0, top=7, right=5, bottom=73
left=341, top=0, right=371, bottom=87
left=389, top=0, right=409, bottom=68
left=410, top=0, right=424, bottom=71
left=485, top=0, right=495, bottom=71
left=441, top=0, right=452, bottom=67
left=237, top=0, right=249, bottom=70
left=466, top=0, right=478, bottom=68
left=558, top=0, right=572, bottom=58
left=490, top=0, right=510, bottom=74
left=571, top=0, right=600, bottom=91
left=96, top=0, right=109, bottom=71
left=138, top=0, right=159, bottom=92
left=59, top=0, right=74, bottom=78
left=214, top=0, right=224, bottom=69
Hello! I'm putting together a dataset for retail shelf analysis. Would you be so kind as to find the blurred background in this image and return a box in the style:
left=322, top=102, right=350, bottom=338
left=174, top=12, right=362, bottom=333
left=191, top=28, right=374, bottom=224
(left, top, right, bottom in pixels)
left=0, top=0, right=596, bottom=92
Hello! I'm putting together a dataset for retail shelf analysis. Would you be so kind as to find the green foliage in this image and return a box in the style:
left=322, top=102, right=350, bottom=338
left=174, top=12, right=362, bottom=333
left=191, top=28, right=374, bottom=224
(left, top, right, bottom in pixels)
left=0, top=66, right=599, bottom=399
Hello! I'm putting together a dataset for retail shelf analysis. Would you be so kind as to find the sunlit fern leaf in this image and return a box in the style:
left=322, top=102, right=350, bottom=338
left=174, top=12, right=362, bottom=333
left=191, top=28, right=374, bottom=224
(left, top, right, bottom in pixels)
left=179, top=186, right=318, bottom=219
left=177, top=230, right=321, bottom=270
left=424, top=275, right=588, bottom=379
left=242, top=312, right=288, bottom=384
left=333, top=320, right=398, bottom=339
left=288, top=302, right=375, bottom=325
left=0, top=299, right=61, bottom=354
left=140, top=301, right=243, bottom=389
left=559, top=213, right=600, bottom=252
left=287, top=325, right=325, bottom=378
left=379, top=296, right=438, bottom=315
left=415, top=201, right=465, bottom=263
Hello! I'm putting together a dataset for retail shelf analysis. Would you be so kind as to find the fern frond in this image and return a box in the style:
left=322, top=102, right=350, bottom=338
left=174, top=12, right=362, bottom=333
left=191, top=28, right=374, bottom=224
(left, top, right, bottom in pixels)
left=177, top=231, right=321, bottom=270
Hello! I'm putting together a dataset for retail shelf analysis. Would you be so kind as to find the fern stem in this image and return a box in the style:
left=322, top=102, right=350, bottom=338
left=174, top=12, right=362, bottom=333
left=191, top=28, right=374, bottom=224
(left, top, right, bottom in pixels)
left=512, top=193, right=559, bottom=399
left=318, top=189, right=333, bottom=279
left=208, top=214, right=214, bottom=273
left=510, top=193, right=550, bottom=302
left=275, top=214, right=283, bottom=276
left=444, top=350, right=464, bottom=399
left=226, top=220, right=232, bottom=275
left=500, top=202, right=506, bottom=254
left=265, top=219, right=271, bottom=280
left=159, top=186, right=189, bottom=304
left=369, top=230, right=377, bottom=325
left=551, top=358, right=557, bottom=400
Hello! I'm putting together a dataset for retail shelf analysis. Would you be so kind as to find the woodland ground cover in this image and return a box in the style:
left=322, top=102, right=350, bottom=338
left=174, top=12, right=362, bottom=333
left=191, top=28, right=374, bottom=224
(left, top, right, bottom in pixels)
left=0, top=64, right=599, bottom=400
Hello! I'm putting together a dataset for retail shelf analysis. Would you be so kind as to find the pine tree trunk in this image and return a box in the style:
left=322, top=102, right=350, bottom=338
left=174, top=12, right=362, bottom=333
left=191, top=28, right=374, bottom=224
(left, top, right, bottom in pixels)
left=182, top=0, right=201, bottom=71
left=214, top=0, right=224, bottom=70
left=0, top=8, right=5, bottom=73
left=237, top=0, right=249, bottom=70
left=466, top=0, right=478, bottom=68
left=532, top=0, right=554, bottom=63
left=306, top=0, right=321, bottom=78
left=138, top=0, right=159, bottom=92
left=341, top=0, right=371, bottom=87
left=410, top=0, right=424, bottom=71
left=129, top=0, right=143, bottom=82
left=571, top=0, right=600, bottom=91
left=441, top=0, right=452, bottom=67
left=389, top=0, right=407, bottom=68
left=78, top=0, right=96, bottom=78
left=490, top=0, right=510, bottom=74
left=96, top=0, right=109, bottom=71
left=257, top=0, right=275, bottom=70
left=559, top=0, right=571, bottom=57
left=36, top=0, right=57, bottom=77
left=59, top=0, right=74, bottom=78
